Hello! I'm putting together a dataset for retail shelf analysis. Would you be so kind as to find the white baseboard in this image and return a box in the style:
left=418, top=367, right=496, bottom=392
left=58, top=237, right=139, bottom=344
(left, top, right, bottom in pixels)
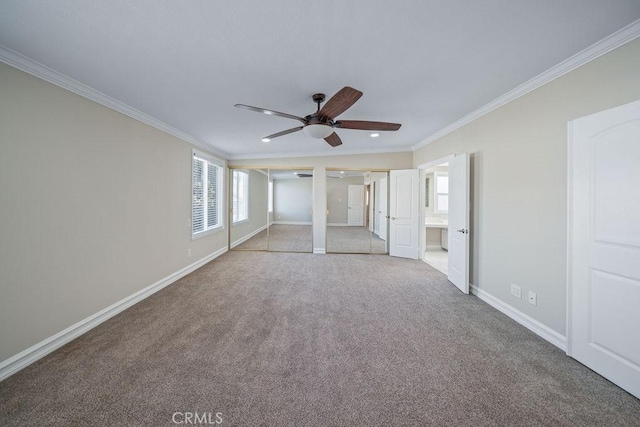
left=272, top=221, right=312, bottom=226
left=313, top=248, right=326, bottom=254
left=0, top=247, right=228, bottom=382
left=470, top=284, right=567, bottom=351
left=327, top=223, right=348, bottom=227
left=230, top=225, right=267, bottom=248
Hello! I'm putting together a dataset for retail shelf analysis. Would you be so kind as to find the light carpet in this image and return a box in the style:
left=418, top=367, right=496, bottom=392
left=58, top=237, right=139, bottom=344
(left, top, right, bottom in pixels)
left=327, top=226, right=386, bottom=254
left=233, top=224, right=312, bottom=252
left=1, top=252, right=638, bottom=426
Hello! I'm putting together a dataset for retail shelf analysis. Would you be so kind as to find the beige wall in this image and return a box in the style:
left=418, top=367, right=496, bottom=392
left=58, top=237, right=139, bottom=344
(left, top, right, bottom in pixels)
left=0, top=63, right=228, bottom=362
left=413, top=39, right=640, bottom=335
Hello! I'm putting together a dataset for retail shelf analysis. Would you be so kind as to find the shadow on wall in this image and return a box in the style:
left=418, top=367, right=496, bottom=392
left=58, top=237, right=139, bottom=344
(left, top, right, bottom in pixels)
left=470, top=151, right=482, bottom=287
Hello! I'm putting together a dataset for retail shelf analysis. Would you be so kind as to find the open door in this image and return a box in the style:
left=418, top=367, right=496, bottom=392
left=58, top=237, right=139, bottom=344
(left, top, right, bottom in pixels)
left=448, top=153, right=470, bottom=294
left=569, top=100, right=640, bottom=399
left=389, top=169, right=419, bottom=259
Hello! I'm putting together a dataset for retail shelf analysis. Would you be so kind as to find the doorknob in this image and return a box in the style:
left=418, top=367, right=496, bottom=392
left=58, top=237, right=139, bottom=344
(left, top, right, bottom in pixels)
left=457, top=229, right=469, bottom=234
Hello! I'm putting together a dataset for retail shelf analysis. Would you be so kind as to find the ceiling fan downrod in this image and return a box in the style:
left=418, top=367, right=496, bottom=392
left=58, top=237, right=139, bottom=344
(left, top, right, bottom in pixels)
left=312, top=93, right=325, bottom=114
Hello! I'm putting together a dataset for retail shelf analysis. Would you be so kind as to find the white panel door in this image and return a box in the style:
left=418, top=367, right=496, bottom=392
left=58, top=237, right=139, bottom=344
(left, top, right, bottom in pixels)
left=448, top=153, right=470, bottom=294
left=569, top=100, right=640, bottom=399
left=379, top=177, right=388, bottom=241
left=347, top=185, right=364, bottom=226
left=389, top=170, right=419, bottom=259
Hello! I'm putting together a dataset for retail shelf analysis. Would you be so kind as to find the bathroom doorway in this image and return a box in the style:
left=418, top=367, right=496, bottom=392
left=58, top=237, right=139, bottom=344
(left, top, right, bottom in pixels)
left=422, top=161, right=450, bottom=274
left=418, top=153, right=470, bottom=294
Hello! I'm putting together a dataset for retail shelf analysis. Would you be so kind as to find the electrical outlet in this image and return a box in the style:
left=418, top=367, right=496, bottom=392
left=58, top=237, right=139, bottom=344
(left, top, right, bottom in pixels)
left=187, top=248, right=192, bottom=258
left=528, top=291, right=537, bottom=306
left=510, top=284, right=521, bottom=299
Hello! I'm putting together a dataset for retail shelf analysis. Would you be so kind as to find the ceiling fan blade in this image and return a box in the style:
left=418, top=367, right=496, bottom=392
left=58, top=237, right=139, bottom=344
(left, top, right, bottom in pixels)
left=334, top=120, right=401, bottom=131
left=263, top=126, right=303, bottom=140
left=324, top=132, right=343, bottom=147
left=234, top=104, right=307, bottom=124
left=318, top=86, right=363, bottom=120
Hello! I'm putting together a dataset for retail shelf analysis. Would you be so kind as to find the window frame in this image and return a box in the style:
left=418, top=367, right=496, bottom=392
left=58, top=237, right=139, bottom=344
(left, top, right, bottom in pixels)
left=191, top=149, right=225, bottom=240
left=232, top=169, right=250, bottom=226
left=434, top=171, right=449, bottom=214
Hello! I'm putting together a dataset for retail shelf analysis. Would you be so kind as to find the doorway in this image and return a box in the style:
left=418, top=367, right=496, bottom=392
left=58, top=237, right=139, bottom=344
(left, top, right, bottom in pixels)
left=422, top=162, right=450, bottom=274
left=417, top=154, right=470, bottom=294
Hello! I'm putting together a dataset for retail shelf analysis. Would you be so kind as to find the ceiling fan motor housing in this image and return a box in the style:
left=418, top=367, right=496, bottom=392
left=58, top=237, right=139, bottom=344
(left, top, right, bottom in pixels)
left=312, top=93, right=326, bottom=104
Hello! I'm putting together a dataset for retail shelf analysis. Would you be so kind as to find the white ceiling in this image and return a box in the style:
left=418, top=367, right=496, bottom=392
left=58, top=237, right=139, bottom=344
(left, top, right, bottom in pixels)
left=1, top=1, right=639, bottom=159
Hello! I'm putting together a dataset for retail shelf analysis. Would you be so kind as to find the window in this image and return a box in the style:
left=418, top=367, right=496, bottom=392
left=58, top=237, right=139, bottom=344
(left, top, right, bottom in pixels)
left=435, top=172, right=449, bottom=213
left=232, top=170, right=249, bottom=224
left=425, top=177, right=430, bottom=208
left=268, top=180, right=273, bottom=213
left=192, top=150, right=223, bottom=238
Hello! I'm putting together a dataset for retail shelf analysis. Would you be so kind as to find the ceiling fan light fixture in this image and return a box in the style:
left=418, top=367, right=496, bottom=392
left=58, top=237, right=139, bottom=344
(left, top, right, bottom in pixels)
left=303, top=124, right=334, bottom=139
left=235, top=86, right=400, bottom=148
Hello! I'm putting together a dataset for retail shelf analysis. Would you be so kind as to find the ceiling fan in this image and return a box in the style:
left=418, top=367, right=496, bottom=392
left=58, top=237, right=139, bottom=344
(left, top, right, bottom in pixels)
left=234, top=86, right=401, bottom=147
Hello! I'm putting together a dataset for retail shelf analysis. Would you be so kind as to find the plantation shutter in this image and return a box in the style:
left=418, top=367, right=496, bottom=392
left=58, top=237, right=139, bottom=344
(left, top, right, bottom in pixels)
left=192, top=151, right=222, bottom=236
left=207, top=163, right=218, bottom=227
left=192, top=156, right=205, bottom=233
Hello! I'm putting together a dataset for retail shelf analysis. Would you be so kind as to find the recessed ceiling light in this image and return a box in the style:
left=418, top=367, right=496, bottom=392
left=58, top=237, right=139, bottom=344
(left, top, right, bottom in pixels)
left=293, top=172, right=298, bottom=175
left=370, top=133, right=380, bottom=138
left=340, top=171, right=344, bottom=174
left=261, top=138, right=270, bottom=143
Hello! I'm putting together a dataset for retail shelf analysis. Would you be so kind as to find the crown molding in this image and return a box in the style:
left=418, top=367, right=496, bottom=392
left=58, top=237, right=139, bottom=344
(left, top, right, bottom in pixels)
left=227, top=145, right=412, bottom=161
left=412, top=18, right=640, bottom=152
left=0, top=43, right=412, bottom=161
left=0, top=44, right=230, bottom=160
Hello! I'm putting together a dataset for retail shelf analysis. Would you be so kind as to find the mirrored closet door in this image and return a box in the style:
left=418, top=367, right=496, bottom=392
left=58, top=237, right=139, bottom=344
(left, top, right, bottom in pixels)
left=229, top=168, right=269, bottom=251
left=326, top=170, right=389, bottom=254
left=268, top=169, right=313, bottom=252
left=229, top=167, right=313, bottom=253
